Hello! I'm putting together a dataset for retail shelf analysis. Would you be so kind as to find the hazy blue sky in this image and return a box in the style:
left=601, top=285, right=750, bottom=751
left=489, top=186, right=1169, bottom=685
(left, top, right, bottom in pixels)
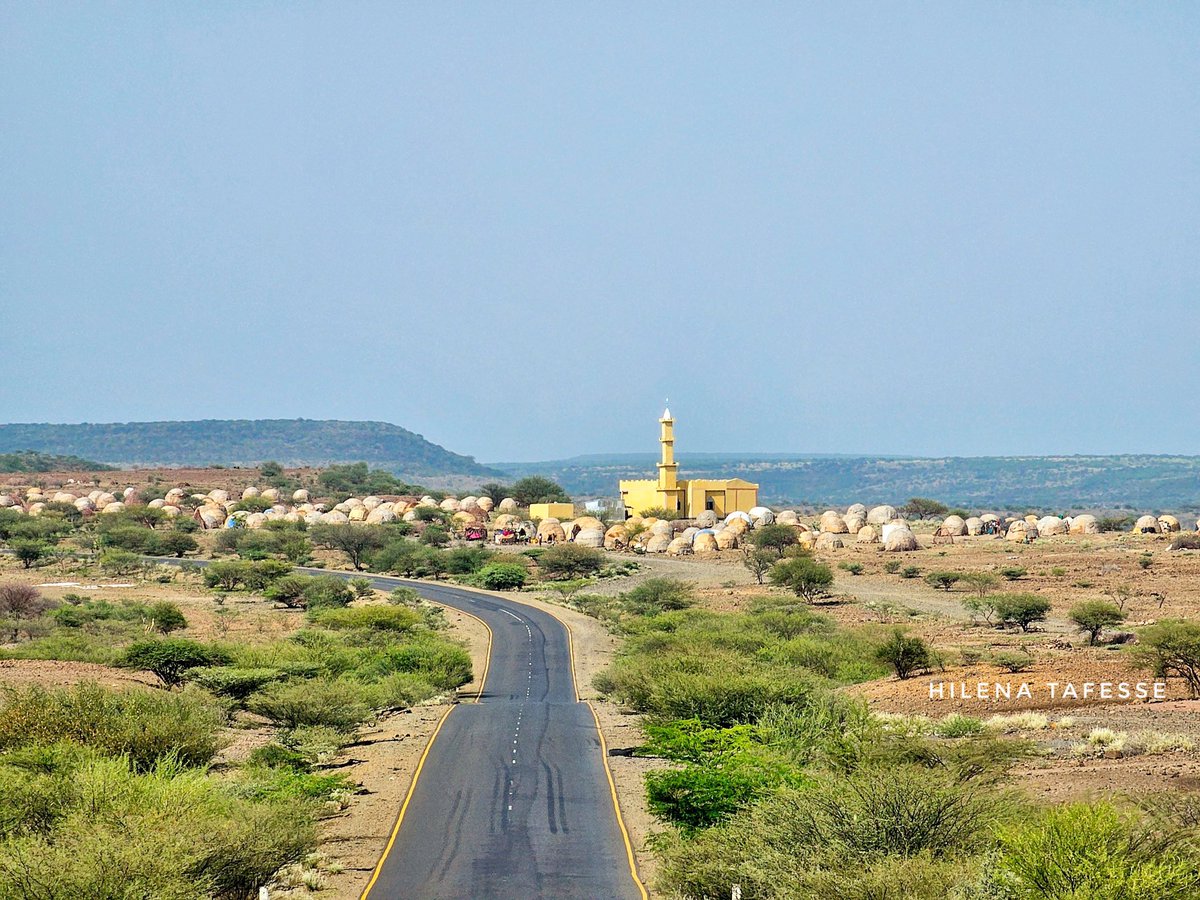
left=2, top=3, right=1197, bottom=462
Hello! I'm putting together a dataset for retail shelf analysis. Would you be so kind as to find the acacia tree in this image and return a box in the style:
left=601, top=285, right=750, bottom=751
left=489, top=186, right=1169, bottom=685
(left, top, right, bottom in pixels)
left=743, top=549, right=775, bottom=584
left=769, top=557, right=834, bottom=603
left=510, top=476, right=570, bottom=506
left=1069, top=601, right=1125, bottom=645
left=750, top=524, right=798, bottom=558
left=309, top=523, right=388, bottom=570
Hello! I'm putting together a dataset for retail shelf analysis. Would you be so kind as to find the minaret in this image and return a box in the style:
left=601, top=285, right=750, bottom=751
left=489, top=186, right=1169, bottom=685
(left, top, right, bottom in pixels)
left=657, top=405, right=678, bottom=491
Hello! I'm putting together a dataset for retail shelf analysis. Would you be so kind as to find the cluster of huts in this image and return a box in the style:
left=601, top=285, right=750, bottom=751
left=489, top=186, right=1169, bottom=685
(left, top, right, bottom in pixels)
left=2, top=484, right=1194, bottom=556
left=0, top=485, right=521, bottom=532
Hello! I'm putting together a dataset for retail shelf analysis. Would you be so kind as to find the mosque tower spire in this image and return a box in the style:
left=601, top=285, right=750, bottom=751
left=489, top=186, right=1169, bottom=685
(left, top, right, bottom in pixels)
left=657, top=401, right=677, bottom=490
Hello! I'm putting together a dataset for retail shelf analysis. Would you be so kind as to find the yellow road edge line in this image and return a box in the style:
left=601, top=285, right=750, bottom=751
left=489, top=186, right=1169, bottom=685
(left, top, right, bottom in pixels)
left=587, top=700, right=650, bottom=900
left=359, top=704, right=456, bottom=900
left=450, top=605, right=493, bottom=703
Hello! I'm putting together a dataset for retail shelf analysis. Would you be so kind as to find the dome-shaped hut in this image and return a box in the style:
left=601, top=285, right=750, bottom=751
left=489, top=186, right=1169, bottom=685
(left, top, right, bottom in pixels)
left=692, top=531, right=718, bottom=553
left=1069, top=514, right=1099, bottom=535
left=847, top=503, right=867, bottom=518
left=715, top=529, right=739, bottom=550
left=476, top=497, right=494, bottom=513
left=867, top=505, right=897, bottom=526
left=1006, top=520, right=1037, bottom=542
left=694, top=510, right=718, bottom=528
left=815, top=532, right=844, bottom=551
left=1036, top=516, right=1067, bottom=536
left=604, top=524, right=629, bottom=550
left=241, top=486, right=260, bottom=500
left=575, top=528, right=605, bottom=548
left=1133, top=515, right=1161, bottom=534
left=819, top=511, right=849, bottom=534
left=942, top=515, right=967, bottom=536
left=965, top=517, right=984, bottom=535
left=884, top=528, right=919, bottom=551
left=856, top=525, right=879, bottom=543
left=775, top=510, right=799, bottom=526
left=1158, top=515, right=1181, bottom=533
left=498, top=498, right=518, bottom=512
left=645, top=534, right=671, bottom=553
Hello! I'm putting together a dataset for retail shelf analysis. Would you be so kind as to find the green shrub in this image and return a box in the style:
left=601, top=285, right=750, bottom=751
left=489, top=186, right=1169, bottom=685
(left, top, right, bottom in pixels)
left=248, top=679, right=371, bottom=731
left=120, top=638, right=230, bottom=687
left=349, top=577, right=374, bottom=598
left=924, top=572, right=961, bottom=591
left=1070, top=600, right=1125, bottom=645
left=838, top=562, right=864, bottom=576
left=147, top=601, right=187, bottom=634
left=98, top=548, right=143, bottom=576
left=900, top=565, right=922, bottom=579
left=750, top=524, right=799, bottom=557
left=993, top=650, right=1035, bottom=673
left=301, top=575, right=354, bottom=611
left=0, top=683, right=225, bottom=769
left=876, top=629, right=931, bottom=679
left=999, top=566, right=1027, bottom=580
left=622, top=578, right=695, bottom=614
left=189, top=666, right=286, bottom=702
left=769, top=557, right=835, bottom=602
left=538, top=543, right=604, bottom=580
left=989, top=803, right=1200, bottom=899
left=443, top=545, right=493, bottom=575
left=883, top=560, right=902, bottom=574
left=310, top=605, right=420, bottom=632
left=992, top=593, right=1051, bottom=632
left=475, top=562, right=529, bottom=590
left=1134, top=620, right=1200, bottom=697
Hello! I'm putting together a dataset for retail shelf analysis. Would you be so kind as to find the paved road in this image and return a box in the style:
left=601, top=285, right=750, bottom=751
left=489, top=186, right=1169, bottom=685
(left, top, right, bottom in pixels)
left=316, top=573, right=646, bottom=899
left=148, top=559, right=645, bottom=898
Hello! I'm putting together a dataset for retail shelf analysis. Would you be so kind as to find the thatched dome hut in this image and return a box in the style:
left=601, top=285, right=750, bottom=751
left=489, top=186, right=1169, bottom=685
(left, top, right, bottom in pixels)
left=695, top=510, right=718, bottom=528
left=292, top=489, right=310, bottom=503
left=843, top=513, right=866, bottom=534
left=498, top=498, right=518, bottom=513
left=208, top=490, right=229, bottom=504
left=245, top=513, right=268, bottom=529
left=942, top=515, right=967, bottom=536
left=348, top=506, right=369, bottom=522
left=715, top=529, right=739, bottom=550
left=537, top=522, right=566, bottom=542
left=101, top=502, right=125, bottom=514
left=650, top=521, right=673, bottom=536
left=574, top=516, right=604, bottom=532
left=815, top=532, right=844, bottom=551
left=884, top=528, right=919, bottom=552
left=367, top=507, right=397, bottom=525
left=1006, top=520, right=1037, bottom=542
left=725, top=511, right=753, bottom=525
left=980, top=513, right=1000, bottom=524
left=196, top=508, right=223, bottom=529
left=1069, top=514, right=1099, bottom=535
left=881, top=522, right=909, bottom=544
left=494, top=514, right=521, bottom=530
left=775, top=510, right=799, bottom=526
left=1158, top=515, right=1181, bottom=533
left=477, top=497, right=495, bottom=513
left=752, top=509, right=776, bottom=526
left=867, top=505, right=897, bottom=526
left=241, top=487, right=260, bottom=500
left=28, top=503, right=47, bottom=516
left=797, top=530, right=817, bottom=550
left=575, top=528, right=605, bottom=548
left=965, top=517, right=984, bottom=535
left=165, top=488, right=185, bottom=504
left=75, top=497, right=95, bottom=512
left=51, top=491, right=77, bottom=504
left=1023, top=514, right=1039, bottom=526
left=604, top=525, right=629, bottom=550
left=645, top=534, right=671, bottom=553
left=847, top=503, right=867, bottom=518
left=1036, top=516, right=1067, bottom=536
left=322, top=510, right=350, bottom=525
left=665, top=536, right=690, bottom=556
left=162, top=505, right=181, bottom=518
left=856, top=525, right=879, bottom=544
left=692, top=531, right=718, bottom=553
left=819, top=511, right=849, bottom=534
left=1133, top=515, right=1161, bottom=534
left=439, top=498, right=460, bottom=512
left=96, top=492, right=117, bottom=507
left=148, top=498, right=165, bottom=509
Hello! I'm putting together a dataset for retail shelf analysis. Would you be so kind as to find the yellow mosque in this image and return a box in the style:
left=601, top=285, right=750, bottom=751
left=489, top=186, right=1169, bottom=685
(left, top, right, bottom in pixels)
left=619, top=407, right=758, bottom=520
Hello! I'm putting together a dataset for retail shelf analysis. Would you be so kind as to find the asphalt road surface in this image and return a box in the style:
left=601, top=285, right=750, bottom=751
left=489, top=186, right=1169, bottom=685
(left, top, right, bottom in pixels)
left=336, top=575, right=646, bottom=900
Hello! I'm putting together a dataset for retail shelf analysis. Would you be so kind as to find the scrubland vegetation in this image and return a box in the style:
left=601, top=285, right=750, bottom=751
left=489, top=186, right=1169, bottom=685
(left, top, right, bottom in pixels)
left=0, top=504, right=477, bottom=898
left=581, top=571, right=1200, bottom=899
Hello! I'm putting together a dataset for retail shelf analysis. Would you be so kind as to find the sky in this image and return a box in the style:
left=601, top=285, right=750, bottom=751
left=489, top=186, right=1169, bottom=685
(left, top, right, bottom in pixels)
left=2, top=3, right=1197, bottom=463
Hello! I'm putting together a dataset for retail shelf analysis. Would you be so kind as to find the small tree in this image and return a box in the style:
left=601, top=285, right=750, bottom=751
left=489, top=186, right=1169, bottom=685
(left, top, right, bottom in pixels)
left=147, top=601, right=187, bottom=635
left=925, top=572, right=961, bottom=592
left=266, top=574, right=311, bottom=608
left=0, top=582, right=54, bottom=640
left=769, top=557, right=834, bottom=603
left=349, top=577, right=374, bottom=599
left=510, top=476, right=570, bottom=506
left=157, top=532, right=198, bottom=558
left=993, top=593, right=1052, bottom=632
left=901, top=498, right=949, bottom=520
left=11, top=539, right=48, bottom=569
left=877, top=629, right=931, bottom=679
left=121, top=638, right=228, bottom=687
left=538, top=544, right=604, bottom=581
left=960, top=572, right=999, bottom=599
left=743, top=549, right=776, bottom=584
left=302, top=576, right=354, bottom=611
left=476, top=562, right=529, bottom=591
left=1069, top=601, right=1125, bottom=646
left=621, top=578, right=694, bottom=614
left=309, top=523, right=388, bottom=571
left=750, top=524, right=799, bottom=558
left=1136, top=621, right=1200, bottom=697
left=962, top=595, right=999, bottom=626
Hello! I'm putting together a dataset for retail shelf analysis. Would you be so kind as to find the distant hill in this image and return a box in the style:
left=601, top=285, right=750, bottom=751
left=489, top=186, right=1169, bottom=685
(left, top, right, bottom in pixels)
left=0, top=420, right=499, bottom=479
left=0, top=450, right=112, bottom=473
left=494, top=453, right=1200, bottom=512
